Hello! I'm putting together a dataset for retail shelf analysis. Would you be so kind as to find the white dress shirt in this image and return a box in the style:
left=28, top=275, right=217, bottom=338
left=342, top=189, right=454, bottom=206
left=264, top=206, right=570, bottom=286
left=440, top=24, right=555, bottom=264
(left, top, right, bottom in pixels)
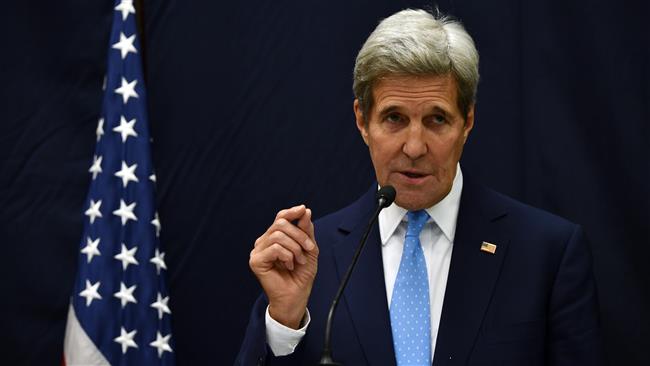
left=266, top=166, right=464, bottom=357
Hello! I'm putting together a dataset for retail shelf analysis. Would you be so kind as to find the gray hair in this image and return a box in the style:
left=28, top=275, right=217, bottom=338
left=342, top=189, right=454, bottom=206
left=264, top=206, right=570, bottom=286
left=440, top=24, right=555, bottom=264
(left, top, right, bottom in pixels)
left=353, top=9, right=479, bottom=121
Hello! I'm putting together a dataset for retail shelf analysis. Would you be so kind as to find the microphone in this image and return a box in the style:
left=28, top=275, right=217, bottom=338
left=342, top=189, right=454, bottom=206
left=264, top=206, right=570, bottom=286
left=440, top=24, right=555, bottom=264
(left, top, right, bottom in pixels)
left=318, top=185, right=396, bottom=366
left=377, top=185, right=396, bottom=209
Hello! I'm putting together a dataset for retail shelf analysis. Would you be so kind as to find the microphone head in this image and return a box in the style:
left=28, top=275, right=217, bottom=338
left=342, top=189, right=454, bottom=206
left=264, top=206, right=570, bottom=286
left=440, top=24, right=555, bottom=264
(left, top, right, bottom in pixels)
left=376, top=185, right=396, bottom=208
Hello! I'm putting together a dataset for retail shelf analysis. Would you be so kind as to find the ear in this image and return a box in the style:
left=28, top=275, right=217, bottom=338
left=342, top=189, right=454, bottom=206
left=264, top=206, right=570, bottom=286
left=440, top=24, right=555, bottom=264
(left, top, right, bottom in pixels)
left=354, top=99, right=369, bottom=145
left=462, top=104, right=475, bottom=143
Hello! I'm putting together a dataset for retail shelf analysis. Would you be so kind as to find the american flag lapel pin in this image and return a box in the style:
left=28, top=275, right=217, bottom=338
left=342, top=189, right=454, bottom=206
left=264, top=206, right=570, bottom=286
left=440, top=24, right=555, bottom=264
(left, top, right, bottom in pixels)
left=480, top=241, right=497, bottom=254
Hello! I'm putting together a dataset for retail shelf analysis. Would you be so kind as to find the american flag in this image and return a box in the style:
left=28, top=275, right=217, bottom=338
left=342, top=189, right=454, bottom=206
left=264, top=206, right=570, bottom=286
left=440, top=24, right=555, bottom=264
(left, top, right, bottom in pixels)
left=63, top=1, right=175, bottom=365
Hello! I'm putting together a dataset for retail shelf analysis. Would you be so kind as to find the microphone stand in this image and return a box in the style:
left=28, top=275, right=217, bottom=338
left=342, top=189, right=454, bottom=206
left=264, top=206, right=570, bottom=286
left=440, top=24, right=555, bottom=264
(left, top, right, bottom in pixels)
left=318, top=191, right=392, bottom=365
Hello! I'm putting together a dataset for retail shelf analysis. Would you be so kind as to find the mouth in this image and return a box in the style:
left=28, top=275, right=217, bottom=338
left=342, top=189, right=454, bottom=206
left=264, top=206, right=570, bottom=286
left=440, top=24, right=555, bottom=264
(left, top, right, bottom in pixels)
left=396, top=170, right=429, bottom=184
left=401, top=171, right=426, bottom=179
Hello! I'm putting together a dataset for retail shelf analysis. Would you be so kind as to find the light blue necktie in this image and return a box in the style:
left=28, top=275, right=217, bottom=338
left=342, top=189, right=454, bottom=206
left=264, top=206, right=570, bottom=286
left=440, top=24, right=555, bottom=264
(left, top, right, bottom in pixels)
left=390, top=210, right=431, bottom=366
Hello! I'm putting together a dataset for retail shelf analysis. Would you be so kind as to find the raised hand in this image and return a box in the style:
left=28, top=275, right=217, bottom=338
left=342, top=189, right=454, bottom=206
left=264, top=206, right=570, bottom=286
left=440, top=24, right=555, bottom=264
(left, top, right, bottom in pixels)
left=249, top=205, right=318, bottom=329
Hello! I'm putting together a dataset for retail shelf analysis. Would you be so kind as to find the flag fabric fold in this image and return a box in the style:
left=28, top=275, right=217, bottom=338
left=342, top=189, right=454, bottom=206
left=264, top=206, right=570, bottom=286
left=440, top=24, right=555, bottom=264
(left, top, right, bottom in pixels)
left=64, top=1, right=175, bottom=365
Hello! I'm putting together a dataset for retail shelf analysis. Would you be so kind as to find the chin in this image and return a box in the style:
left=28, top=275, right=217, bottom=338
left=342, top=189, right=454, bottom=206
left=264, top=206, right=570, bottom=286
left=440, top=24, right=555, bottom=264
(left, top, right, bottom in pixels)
left=394, top=192, right=438, bottom=211
left=392, top=178, right=449, bottom=208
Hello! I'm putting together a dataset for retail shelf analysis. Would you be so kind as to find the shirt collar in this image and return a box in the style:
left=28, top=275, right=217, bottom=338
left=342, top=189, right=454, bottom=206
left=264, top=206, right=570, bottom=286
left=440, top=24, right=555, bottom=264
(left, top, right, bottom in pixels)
left=378, top=164, right=463, bottom=245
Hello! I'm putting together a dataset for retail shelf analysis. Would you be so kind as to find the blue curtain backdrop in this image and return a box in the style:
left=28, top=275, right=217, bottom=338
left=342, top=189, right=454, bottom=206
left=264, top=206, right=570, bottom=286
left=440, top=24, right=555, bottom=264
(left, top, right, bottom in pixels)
left=1, top=0, right=648, bottom=364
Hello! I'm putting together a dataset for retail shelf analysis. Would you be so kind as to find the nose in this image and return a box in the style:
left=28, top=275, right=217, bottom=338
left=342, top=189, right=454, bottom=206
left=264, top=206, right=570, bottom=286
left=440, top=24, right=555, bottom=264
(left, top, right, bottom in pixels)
left=402, top=123, right=428, bottom=160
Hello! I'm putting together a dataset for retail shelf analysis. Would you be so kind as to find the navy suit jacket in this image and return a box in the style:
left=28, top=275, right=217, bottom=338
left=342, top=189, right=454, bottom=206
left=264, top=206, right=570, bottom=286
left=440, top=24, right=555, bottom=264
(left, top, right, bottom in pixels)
left=236, top=178, right=604, bottom=365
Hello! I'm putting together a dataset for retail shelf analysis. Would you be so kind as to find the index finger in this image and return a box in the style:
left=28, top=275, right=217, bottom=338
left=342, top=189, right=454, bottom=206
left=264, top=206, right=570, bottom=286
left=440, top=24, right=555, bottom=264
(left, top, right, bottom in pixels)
left=297, top=208, right=315, bottom=240
left=275, top=205, right=307, bottom=221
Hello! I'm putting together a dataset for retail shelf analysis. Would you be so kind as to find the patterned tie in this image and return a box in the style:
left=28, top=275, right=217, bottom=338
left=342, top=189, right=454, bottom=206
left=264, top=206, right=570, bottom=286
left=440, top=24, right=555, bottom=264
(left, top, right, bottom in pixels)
left=390, top=210, right=431, bottom=366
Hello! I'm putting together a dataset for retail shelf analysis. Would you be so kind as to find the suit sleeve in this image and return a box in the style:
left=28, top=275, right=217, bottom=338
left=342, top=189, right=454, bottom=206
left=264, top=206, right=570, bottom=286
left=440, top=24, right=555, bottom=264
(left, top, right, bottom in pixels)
left=235, top=295, right=269, bottom=366
left=235, top=294, right=306, bottom=366
left=547, top=225, right=605, bottom=365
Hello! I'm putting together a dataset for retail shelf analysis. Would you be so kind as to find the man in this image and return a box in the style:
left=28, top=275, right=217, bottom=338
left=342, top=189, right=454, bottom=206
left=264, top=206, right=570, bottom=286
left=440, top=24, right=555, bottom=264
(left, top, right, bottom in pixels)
left=237, top=9, right=603, bottom=366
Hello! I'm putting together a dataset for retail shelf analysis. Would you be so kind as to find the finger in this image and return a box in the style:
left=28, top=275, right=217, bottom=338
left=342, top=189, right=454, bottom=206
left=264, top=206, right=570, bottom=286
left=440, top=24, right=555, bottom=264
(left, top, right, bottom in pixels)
left=267, top=230, right=307, bottom=265
left=252, top=243, right=296, bottom=271
left=269, top=243, right=295, bottom=271
left=296, top=209, right=316, bottom=253
left=275, top=205, right=307, bottom=222
left=253, top=236, right=264, bottom=248
left=270, top=217, right=314, bottom=251
left=297, top=208, right=315, bottom=241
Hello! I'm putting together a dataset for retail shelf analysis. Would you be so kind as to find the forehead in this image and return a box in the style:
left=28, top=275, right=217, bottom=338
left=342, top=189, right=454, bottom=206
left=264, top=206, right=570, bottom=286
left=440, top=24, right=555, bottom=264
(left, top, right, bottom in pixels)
left=371, top=74, right=459, bottom=111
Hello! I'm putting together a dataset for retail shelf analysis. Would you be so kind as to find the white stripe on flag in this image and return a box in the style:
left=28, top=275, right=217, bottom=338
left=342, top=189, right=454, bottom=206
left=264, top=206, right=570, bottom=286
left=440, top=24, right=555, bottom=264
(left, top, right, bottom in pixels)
left=63, top=303, right=110, bottom=366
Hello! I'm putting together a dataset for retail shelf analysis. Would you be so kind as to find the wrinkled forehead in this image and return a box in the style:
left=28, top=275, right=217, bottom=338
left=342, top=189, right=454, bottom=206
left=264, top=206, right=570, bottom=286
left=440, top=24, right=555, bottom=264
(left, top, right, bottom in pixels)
left=370, top=73, right=459, bottom=110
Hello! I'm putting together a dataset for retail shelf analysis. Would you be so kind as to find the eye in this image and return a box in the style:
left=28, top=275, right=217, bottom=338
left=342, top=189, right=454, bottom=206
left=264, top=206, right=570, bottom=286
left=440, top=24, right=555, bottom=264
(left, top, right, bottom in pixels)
left=432, top=114, right=447, bottom=125
left=384, top=113, right=404, bottom=124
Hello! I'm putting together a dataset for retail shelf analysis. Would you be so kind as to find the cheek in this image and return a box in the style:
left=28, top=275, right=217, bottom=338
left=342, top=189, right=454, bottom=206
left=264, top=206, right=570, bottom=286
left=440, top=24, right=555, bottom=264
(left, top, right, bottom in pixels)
left=366, top=138, right=382, bottom=164
left=430, top=137, right=458, bottom=160
left=368, top=139, right=400, bottom=177
left=453, top=134, right=468, bottom=157
left=370, top=146, right=391, bottom=171
left=426, top=136, right=465, bottom=178
left=442, top=132, right=466, bottom=156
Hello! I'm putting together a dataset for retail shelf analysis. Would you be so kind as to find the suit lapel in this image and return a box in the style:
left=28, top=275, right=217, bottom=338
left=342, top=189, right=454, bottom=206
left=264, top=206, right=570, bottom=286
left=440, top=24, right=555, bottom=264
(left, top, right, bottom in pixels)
left=331, top=186, right=397, bottom=366
left=432, top=178, right=510, bottom=365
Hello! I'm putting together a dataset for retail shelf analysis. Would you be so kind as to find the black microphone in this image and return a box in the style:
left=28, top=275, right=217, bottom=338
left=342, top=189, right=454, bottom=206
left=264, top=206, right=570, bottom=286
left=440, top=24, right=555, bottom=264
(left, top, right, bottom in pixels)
left=318, top=185, right=396, bottom=366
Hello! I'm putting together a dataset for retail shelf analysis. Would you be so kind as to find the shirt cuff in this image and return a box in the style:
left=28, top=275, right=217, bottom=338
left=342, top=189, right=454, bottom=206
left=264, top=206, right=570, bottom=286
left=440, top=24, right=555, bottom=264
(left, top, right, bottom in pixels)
left=265, top=305, right=310, bottom=356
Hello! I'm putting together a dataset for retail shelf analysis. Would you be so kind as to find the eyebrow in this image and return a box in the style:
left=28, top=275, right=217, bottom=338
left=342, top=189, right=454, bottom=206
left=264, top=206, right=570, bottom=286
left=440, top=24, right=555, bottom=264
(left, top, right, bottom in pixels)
left=377, top=105, right=401, bottom=116
left=377, top=105, right=451, bottom=117
left=429, top=106, right=450, bottom=117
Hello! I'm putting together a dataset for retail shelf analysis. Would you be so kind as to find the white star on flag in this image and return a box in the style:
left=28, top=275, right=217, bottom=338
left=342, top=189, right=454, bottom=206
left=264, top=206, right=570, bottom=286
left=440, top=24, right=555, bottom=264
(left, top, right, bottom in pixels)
left=113, top=199, right=137, bottom=225
left=115, top=161, right=139, bottom=187
left=150, top=248, right=167, bottom=274
left=114, top=327, right=138, bottom=354
left=84, top=199, right=103, bottom=224
left=151, top=212, right=161, bottom=237
left=114, top=243, right=139, bottom=270
left=112, top=32, right=137, bottom=59
left=96, top=117, right=104, bottom=141
left=149, top=173, right=156, bottom=183
left=79, top=280, right=102, bottom=306
left=89, top=155, right=103, bottom=180
left=80, top=237, right=101, bottom=263
left=114, top=282, right=138, bottom=308
left=114, top=0, right=136, bottom=21
left=114, top=77, right=139, bottom=104
left=113, top=116, right=138, bottom=142
left=150, top=293, right=171, bottom=319
left=149, top=331, right=173, bottom=357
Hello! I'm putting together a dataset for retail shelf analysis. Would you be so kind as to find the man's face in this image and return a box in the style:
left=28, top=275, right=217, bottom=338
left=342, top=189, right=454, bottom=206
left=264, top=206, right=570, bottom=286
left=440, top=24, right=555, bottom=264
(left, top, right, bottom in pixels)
left=354, top=74, right=474, bottom=210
